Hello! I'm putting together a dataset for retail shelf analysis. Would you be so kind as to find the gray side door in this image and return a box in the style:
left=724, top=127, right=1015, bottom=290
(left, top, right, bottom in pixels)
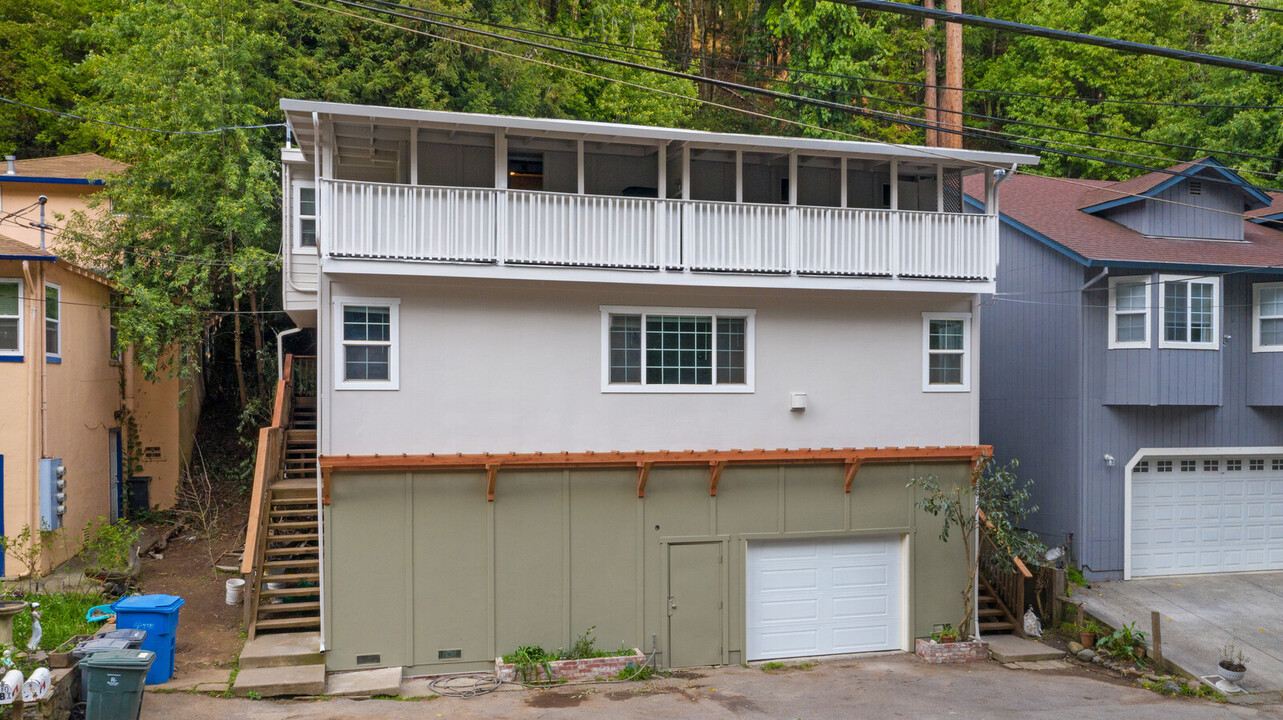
left=667, top=542, right=723, bottom=667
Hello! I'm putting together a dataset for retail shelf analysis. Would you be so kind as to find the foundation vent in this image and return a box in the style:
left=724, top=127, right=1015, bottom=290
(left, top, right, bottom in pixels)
left=438, top=649, right=462, bottom=660
left=355, top=654, right=381, bottom=666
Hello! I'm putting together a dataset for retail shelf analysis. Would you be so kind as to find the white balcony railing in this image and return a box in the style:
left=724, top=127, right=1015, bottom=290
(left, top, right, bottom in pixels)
left=320, top=178, right=998, bottom=281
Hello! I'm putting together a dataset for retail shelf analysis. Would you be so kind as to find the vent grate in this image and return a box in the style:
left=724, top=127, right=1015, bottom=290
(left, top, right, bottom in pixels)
left=438, top=649, right=462, bottom=659
left=355, top=654, right=381, bottom=665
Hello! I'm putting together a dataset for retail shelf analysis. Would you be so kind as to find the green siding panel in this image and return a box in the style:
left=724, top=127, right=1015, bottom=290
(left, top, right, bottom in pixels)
left=494, top=470, right=567, bottom=654
left=568, top=469, right=640, bottom=652
left=782, top=465, right=845, bottom=532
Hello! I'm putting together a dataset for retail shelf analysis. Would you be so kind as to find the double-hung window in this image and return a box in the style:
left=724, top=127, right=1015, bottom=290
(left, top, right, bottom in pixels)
left=1253, top=282, right=1283, bottom=352
left=923, top=313, right=970, bottom=392
left=1159, top=275, right=1220, bottom=349
left=0, top=279, right=21, bottom=361
left=294, top=181, right=317, bottom=250
left=45, top=283, right=60, bottom=362
left=601, top=307, right=753, bottom=392
left=1108, top=277, right=1150, bottom=349
left=333, top=297, right=399, bottom=390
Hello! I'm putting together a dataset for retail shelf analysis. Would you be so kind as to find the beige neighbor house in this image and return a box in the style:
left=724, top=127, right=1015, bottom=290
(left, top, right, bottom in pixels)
left=246, top=99, right=1037, bottom=675
left=0, top=153, right=202, bottom=575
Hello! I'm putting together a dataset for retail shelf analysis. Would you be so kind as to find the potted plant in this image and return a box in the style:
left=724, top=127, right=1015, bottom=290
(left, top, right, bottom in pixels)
left=1077, top=620, right=1101, bottom=649
left=931, top=624, right=958, bottom=644
left=1218, top=645, right=1248, bottom=683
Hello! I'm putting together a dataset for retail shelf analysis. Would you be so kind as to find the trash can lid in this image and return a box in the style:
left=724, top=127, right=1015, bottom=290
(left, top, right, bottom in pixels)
left=72, top=638, right=132, bottom=658
left=112, top=595, right=185, bottom=612
left=94, top=629, right=147, bottom=643
left=81, top=649, right=156, bottom=669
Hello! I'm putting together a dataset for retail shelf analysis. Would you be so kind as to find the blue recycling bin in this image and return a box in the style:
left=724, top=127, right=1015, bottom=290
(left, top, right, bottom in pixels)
left=110, top=595, right=185, bottom=685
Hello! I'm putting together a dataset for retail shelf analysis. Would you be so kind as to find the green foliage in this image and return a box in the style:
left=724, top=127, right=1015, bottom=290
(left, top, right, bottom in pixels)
left=1066, top=566, right=1087, bottom=588
left=1075, top=620, right=1103, bottom=635
left=760, top=660, right=816, bottom=673
left=931, top=624, right=958, bottom=643
left=503, top=645, right=557, bottom=684
left=1219, top=644, right=1248, bottom=671
left=615, top=663, right=658, bottom=680
left=975, top=459, right=1048, bottom=568
left=81, top=517, right=141, bottom=574
left=11, top=592, right=102, bottom=651
left=0, top=526, right=44, bottom=586
left=1098, top=621, right=1148, bottom=662
left=909, top=471, right=979, bottom=635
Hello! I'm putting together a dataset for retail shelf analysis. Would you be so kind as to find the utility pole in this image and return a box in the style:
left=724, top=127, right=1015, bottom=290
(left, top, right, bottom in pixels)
left=923, top=0, right=938, bottom=147
left=942, top=0, right=963, bottom=149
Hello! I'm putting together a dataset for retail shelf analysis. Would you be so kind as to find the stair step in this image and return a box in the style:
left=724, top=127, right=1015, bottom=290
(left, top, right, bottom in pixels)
left=266, top=533, right=319, bottom=544
left=978, top=595, right=996, bottom=604
left=263, top=547, right=319, bottom=557
left=262, top=558, right=320, bottom=569
left=260, top=585, right=320, bottom=598
left=268, top=519, right=317, bottom=529
left=978, top=607, right=1004, bottom=617
left=253, top=616, right=322, bottom=631
left=979, top=621, right=1015, bottom=632
left=258, top=601, right=321, bottom=615
left=262, top=572, right=320, bottom=584
left=269, top=509, right=317, bottom=518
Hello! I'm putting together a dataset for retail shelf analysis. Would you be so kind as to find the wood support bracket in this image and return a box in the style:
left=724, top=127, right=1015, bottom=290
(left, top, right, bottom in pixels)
left=637, top=462, right=652, bottom=498
left=709, top=461, right=726, bottom=497
left=321, top=467, right=332, bottom=506
left=843, top=459, right=863, bottom=493
left=486, top=463, right=499, bottom=502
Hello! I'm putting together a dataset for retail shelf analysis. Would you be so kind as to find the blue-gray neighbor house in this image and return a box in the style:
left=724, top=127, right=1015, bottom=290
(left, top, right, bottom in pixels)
left=967, top=158, right=1283, bottom=581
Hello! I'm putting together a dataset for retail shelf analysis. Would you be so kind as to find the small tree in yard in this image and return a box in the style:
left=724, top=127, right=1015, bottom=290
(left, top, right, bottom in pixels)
left=909, top=457, right=1045, bottom=639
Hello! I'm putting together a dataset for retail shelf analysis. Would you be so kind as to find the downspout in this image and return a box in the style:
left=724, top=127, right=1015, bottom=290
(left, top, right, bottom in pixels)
left=21, top=261, right=41, bottom=546
left=276, top=328, right=302, bottom=380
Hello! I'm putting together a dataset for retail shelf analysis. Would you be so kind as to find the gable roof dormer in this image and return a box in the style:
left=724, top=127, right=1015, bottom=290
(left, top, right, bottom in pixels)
left=1077, top=157, right=1272, bottom=215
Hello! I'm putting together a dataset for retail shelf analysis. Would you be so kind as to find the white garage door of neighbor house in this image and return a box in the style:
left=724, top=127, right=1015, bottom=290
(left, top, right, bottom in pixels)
left=1132, top=455, right=1283, bottom=577
left=745, top=535, right=903, bottom=661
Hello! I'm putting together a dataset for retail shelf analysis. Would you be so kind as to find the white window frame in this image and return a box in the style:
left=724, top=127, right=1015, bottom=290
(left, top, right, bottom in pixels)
left=599, top=305, right=755, bottom=393
left=293, top=180, right=318, bottom=254
left=1108, top=276, right=1150, bottom=350
left=922, top=312, right=971, bottom=393
left=1252, top=281, right=1283, bottom=353
left=0, top=278, right=22, bottom=360
left=333, top=296, right=400, bottom=391
left=1158, top=274, right=1220, bottom=350
left=44, top=282, right=60, bottom=362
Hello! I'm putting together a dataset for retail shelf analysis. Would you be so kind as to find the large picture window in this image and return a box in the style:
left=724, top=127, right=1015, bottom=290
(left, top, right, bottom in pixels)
left=601, top=306, right=753, bottom=392
left=1254, top=282, right=1283, bottom=352
left=0, top=278, right=21, bottom=360
left=922, top=312, right=971, bottom=392
left=1108, top=276, right=1150, bottom=349
left=1159, top=275, right=1220, bottom=349
left=333, top=297, right=399, bottom=390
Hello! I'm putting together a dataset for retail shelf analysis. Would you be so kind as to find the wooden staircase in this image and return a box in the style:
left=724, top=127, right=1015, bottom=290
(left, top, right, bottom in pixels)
left=244, top=355, right=321, bottom=639
left=978, top=578, right=1017, bottom=634
left=977, top=508, right=1033, bottom=638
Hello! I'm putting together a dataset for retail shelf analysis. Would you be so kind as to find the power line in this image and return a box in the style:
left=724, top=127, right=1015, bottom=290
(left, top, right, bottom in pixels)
left=835, top=0, right=1283, bottom=77
left=296, top=0, right=1281, bottom=217
left=0, top=97, right=286, bottom=135
left=309, top=0, right=1283, bottom=199
left=1193, top=0, right=1283, bottom=13
left=361, top=0, right=1283, bottom=110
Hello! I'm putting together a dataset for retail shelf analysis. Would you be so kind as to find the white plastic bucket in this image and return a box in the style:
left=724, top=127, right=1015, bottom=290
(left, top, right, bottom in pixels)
left=225, top=578, right=246, bottom=606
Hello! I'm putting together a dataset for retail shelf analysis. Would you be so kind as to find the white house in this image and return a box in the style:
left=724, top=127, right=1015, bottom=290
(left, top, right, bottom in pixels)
left=251, top=98, right=1037, bottom=677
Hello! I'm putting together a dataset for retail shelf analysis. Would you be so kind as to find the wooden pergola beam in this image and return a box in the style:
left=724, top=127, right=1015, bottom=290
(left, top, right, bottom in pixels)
left=486, top=463, right=499, bottom=502
left=637, top=462, right=653, bottom=498
left=709, top=461, right=727, bottom=497
left=843, top=459, right=864, bottom=493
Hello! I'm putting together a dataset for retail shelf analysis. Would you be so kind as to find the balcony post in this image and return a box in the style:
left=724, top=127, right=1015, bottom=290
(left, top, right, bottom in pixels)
left=890, top=158, right=899, bottom=210
left=936, top=162, right=945, bottom=212
left=788, top=151, right=798, bottom=276
left=657, top=141, right=667, bottom=270
left=681, top=144, right=690, bottom=273
left=409, top=126, right=419, bottom=186
left=494, top=130, right=508, bottom=265
left=576, top=138, right=585, bottom=195
left=840, top=157, right=847, bottom=209
left=735, top=150, right=743, bottom=203
left=890, top=158, right=900, bottom=278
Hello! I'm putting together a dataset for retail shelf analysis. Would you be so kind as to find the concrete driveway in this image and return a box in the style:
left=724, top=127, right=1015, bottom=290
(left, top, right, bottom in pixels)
left=141, top=652, right=1276, bottom=720
left=1081, top=571, right=1283, bottom=694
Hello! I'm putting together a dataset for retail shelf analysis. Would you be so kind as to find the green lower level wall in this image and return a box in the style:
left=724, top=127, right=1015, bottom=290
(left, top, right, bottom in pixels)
left=322, top=461, right=971, bottom=674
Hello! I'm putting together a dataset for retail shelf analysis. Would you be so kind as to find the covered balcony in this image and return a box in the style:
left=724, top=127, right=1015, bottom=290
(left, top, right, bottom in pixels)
left=281, top=101, right=1035, bottom=292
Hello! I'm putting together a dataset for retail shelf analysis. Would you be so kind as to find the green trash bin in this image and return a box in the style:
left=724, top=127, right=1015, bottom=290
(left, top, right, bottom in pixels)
left=81, top=649, right=155, bottom=720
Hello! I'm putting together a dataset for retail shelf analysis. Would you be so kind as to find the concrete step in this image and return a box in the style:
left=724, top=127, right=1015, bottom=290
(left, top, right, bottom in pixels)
left=986, top=634, right=1067, bottom=663
left=326, top=667, right=404, bottom=698
left=232, top=664, right=325, bottom=697
left=238, top=631, right=323, bottom=669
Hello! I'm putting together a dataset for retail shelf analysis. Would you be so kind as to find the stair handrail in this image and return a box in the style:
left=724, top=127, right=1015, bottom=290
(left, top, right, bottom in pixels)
left=977, top=508, right=1032, bottom=638
left=241, top=355, right=296, bottom=633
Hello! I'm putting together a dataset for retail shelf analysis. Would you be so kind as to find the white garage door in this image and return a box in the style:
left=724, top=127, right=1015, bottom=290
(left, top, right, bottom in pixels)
left=1132, top=455, right=1283, bottom=577
left=745, top=535, right=903, bottom=661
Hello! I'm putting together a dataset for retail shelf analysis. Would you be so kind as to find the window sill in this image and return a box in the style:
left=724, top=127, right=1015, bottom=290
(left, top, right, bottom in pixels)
left=335, top=382, right=399, bottom=391
left=923, top=384, right=970, bottom=393
left=1157, top=342, right=1219, bottom=351
left=293, top=246, right=319, bottom=255
left=46, top=356, right=61, bottom=364
left=0, top=355, right=22, bottom=363
left=1252, top=345, right=1283, bottom=353
left=602, top=384, right=754, bottom=394
left=1108, top=342, right=1150, bottom=350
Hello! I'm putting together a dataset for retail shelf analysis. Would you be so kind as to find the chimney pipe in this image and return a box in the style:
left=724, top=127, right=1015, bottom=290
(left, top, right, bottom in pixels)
left=4, top=156, right=14, bottom=175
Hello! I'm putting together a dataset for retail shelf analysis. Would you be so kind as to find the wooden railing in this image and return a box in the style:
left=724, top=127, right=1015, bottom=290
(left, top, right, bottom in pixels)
left=240, top=355, right=298, bottom=629
left=978, top=508, right=1034, bottom=638
left=319, top=179, right=999, bottom=281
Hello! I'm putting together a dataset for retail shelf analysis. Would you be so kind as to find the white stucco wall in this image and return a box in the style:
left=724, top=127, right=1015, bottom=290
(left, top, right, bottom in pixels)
left=319, top=277, right=980, bottom=455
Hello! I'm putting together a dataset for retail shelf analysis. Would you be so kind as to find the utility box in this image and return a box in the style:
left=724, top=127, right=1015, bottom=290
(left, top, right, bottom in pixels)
left=37, top=458, right=66, bottom=531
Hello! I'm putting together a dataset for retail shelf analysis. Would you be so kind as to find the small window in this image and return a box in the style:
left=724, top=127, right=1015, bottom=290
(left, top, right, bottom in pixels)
left=1250, top=459, right=1265, bottom=471
left=1204, top=459, right=1219, bottom=472
left=508, top=153, right=544, bottom=191
left=923, top=313, right=971, bottom=392
left=333, top=297, right=399, bottom=390
left=1156, top=460, right=1173, bottom=472
left=1226, top=459, right=1242, bottom=472
left=1108, top=277, right=1149, bottom=349
left=294, top=182, right=317, bottom=250
left=1180, top=460, right=1196, bottom=472
left=0, top=279, right=21, bottom=360
left=1252, top=283, right=1283, bottom=353
left=1134, top=461, right=1149, bottom=473
left=602, top=307, right=753, bottom=392
left=1188, top=180, right=1202, bottom=196
left=45, top=283, right=60, bottom=361
left=1273, top=459, right=1282, bottom=471
left=1159, top=275, right=1219, bottom=349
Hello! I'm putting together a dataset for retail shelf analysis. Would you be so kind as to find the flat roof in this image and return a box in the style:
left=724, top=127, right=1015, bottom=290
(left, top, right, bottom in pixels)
left=280, top=98, right=1040, bottom=169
